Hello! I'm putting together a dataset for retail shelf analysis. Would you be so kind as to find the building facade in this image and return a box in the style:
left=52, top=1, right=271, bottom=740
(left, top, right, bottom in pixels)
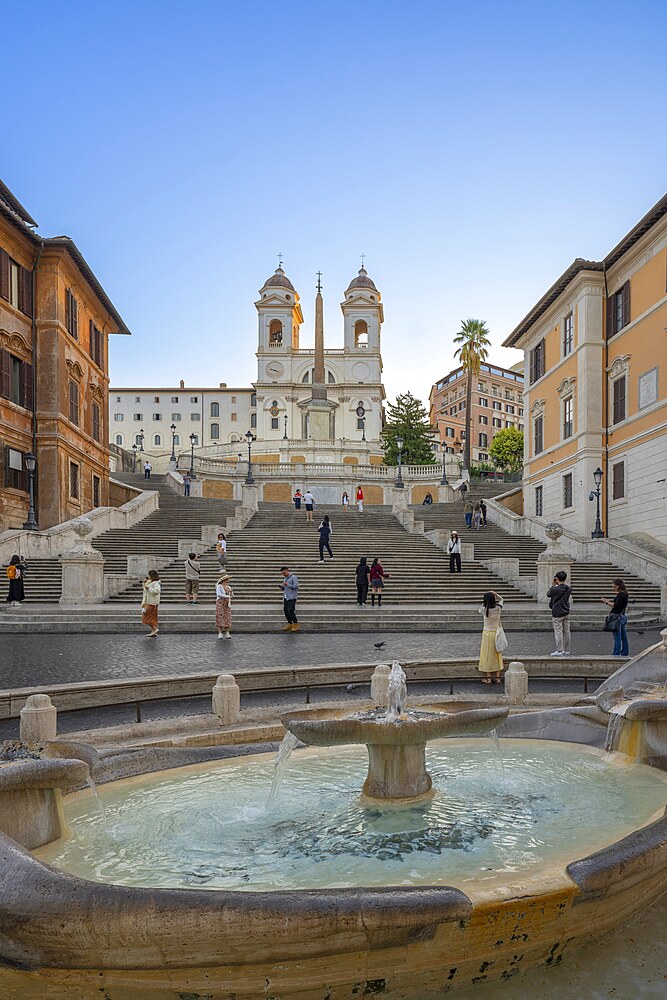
left=0, top=180, right=129, bottom=532
left=429, top=363, right=524, bottom=464
left=504, top=193, right=667, bottom=544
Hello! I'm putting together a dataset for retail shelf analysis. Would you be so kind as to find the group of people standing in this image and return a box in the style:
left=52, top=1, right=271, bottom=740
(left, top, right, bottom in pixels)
left=293, top=487, right=365, bottom=514
left=355, top=557, right=389, bottom=606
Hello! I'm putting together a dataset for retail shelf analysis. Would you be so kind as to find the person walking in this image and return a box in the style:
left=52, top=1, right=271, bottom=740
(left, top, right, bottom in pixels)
left=356, top=486, right=364, bottom=513
left=184, top=552, right=201, bottom=604
left=459, top=481, right=468, bottom=503
left=5, top=555, right=27, bottom=606
left=292, top=489, right=302, bottom=510
left=547, top=571, right=572, bottom=655
left=143, top=461, right=152, bottom=480
left=369, top=557, right=389, bottom=607
left=215, top=532, right=227, bottom=569
left=355, top=556, right=370, bottom=605
left=280, top=566, right=299, bottom=631
left=477, top=591, right=505, bottom=684
left=447, top=531, right=462, bottom=573
left=215, top=572, right=233, bottom=639
left=602, top=578, right=630, bottom=657
left=141, top=569, right=161, bottom=637
left=341, top=491, right=350, bottom=512
left=480, top=499, right=487, bottom=527
left=473, top=503, right=482, bottom=530
left=303, top=489, right=315, bottom=522
left=464, top=499, right=473, bottom=529
left=317, top=515, right=333, bottom=561
left=183, top=474, right=192, bottom=497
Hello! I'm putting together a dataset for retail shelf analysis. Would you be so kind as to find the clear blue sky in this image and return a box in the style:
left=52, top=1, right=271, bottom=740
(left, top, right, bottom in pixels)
left=4, top=0, right=667, bottom=406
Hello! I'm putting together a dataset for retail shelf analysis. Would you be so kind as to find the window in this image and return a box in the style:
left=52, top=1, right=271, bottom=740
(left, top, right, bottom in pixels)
left=191, top=412, right=201, bottom=421
left=135, top=396, right=141, bottom=403
left=115, top=396, right=121, bottom=402
left=250, top=412, right=257, bottom=428
left=90, top=321, right=103, bottom=367
left=153, top=413, right=161, bottom=421
left=562, top=473, right=573, bottom=509
left=519, top=407, right=524, bottom=417
left=529, top=338, right=545, bottom=383
left=458, top=401, right=466, bottom=411
left=491, top=386, right=499, bottom=397
left=612, top=462, right=625, bottom=500
left=3, top=446, right=26, bottom=491
left=492, top=417, right=502, bottom=428
left=354, top=319, right=368, bottom=346
left=114, top=413, right=124, bottom=421
left=449, top=406, right=456, bottom=416
left=154, top=396, right=160, bottom=403
left=231, top=412, right=237, bottom=421
left=563, top=312, right=573, bottom=356
left=562, top=396, right=573, bottom=439
left=114, top=433, right=123, bottom=446
left=171, top=412, right=181, bottom=421
left=190, top=396, right=199, bottom=403
left=506, top=404, right=515, bottom=414
left=65, top=289, right=78, bottom=339
left=479, top=397, right=488, bottom=407
left=504, top=390, right=514, bottom=400
left=477, top=381, right=486, bottom=392
left=607, top=282, right=630, bottom=338
left=133, top=412, right=143, bottom=421
left=492, top=400, right=502, bottom=410
left=357, top=417, right=365, bottom=430
left=251, top=393, right=257, bottom=407
left=210, top=423, right=220, bottom=439
left=446, top=426, right=455, bottom=437
left=210, top=402, right=220, bottom=417
left=479, top=432, right=488, bottom=447
left=134, top=433, right=142, bottom=445
left=534, top=415, right=543, bottom=455
left=612, top=376, right=626, bottom=424
left=231, top=395, right=236, bottom=404
left=505, top=420, right=513, bottom=428
left=271, top=417, right=279, bottom=429
left=91, top=402, right=100, bottom=442
left=173, top=434, right=180, bottom=446
left=69, top=461, right=80, bottom=500
left=0, top=251, right=30, bottom=315
left=153, top=434, right=161, bottom=446
left=638, top=367, right=658, bottom=409
left=0, top=350, right=33, bottom=410
left=68, top=380, right=79, bottom=425
left=478, top=453, right=488, bottom=461
left=92, top=475, right=101, bottom=508
left=171, top=396, right=179, bottom=403
left=535, top=485, right=543, bottom=516
left=519, top=423, right=524, bottom=431
left=269, top=319, right=283, bottom=345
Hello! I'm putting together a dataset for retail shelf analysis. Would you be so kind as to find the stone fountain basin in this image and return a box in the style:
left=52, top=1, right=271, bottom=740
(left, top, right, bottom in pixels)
left=597, top=689, right=667, bottom=721
left=282, top=702, right=509, bottom=747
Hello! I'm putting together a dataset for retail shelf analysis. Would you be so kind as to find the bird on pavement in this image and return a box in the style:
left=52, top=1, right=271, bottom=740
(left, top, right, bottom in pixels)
left=374, top=642, right=386, bottom=649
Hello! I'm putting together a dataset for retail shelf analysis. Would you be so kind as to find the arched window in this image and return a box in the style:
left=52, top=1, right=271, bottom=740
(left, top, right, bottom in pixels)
left=210, top=423, right=220, bottom=439
left=153, top=434, right=161, bottom=446
left=210, top=402, right=219, bottom=417
left=302, top=369, right=335, bottom=384
left=134, top=433, right=142, bottom=445
left=328, top=370, right=335, bottom=384
left=115, top=434, right=123, bottom=446
left=173, top=434, right=180, bottom=446
left=269, top=319, right=283, bottom=345
left=250, top=392, right=257, bottom=407
left=354, top=319, right=368, bottom=346
left=302, top=370, right=310, bottom=383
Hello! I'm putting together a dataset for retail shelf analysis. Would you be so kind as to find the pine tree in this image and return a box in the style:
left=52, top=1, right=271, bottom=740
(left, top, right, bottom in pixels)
left=382, top=392, right=435, bottom=466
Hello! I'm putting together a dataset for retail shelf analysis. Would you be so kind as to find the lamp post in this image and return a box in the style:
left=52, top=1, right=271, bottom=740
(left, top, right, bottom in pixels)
left=170, top=423, right=177, bottom=463
left=283, top=414, right=288, bottom=440
left=590, top=466, right=604, bottom=538
left=440, top=441, right=449, bottom=486
left=23, top=452, right=38, bottom=530
left=361, top=416, right=366, bottom=442
left=245, top=430, right=256, bottom=485
left=189, top=433, right=196, bottom=477
left=132, top=444, right=137, bottom=473
left=395, top=434, right=404, bottom=489
left=138, top=428, right=145, bottom=452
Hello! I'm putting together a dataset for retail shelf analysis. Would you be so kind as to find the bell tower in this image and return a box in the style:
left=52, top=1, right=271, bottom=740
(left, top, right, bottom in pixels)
left=255, top=263, right=303, bottom=356
left=341, top=264, right=383, bottom=354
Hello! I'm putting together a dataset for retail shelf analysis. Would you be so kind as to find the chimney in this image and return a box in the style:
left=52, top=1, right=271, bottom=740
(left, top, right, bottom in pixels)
left=179, top=379, right=185, bottom=389
left=220, top=382, right=227, bottom=388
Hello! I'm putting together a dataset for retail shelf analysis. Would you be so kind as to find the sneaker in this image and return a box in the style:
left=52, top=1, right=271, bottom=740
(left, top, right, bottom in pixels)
left=550, top=651, right=563, bottom=656
left=291, top=623, right=300, bottom=632
left=563, top=651, right=571, bottom=656
left=224, top=632, right=231, bottom=639
left=281, top=624, right=293, bottom=631
left=218, top=632, right=224, bottom=639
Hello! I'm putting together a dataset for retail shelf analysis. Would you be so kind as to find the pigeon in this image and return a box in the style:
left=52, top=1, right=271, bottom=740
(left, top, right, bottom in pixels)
left=374, top=642, right=386, bottom=649
left=346, top=684, right=360, bottom=692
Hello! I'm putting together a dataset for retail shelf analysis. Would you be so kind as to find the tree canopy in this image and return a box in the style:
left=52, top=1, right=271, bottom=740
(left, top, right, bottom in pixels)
left=488, top=426, right=524, bottom=473
left=383, top=392, right=435, bottom=466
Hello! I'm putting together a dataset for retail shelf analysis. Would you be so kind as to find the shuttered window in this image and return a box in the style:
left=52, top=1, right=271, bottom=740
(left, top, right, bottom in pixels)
left=606, top=281, right=630, bottom=339
left=529, top=339, right=545, bottom=384
left=69, top=461, right=79, bottom=499
left=563, top=396, right=573, bottom=438
left=91, top=402, right=101, bottom=442
left=534, top=415, right=544, bottom=455
left=612, top=376, right=626, bottom=424
left=65, top=289, right=79, bottom=339
left=92, top=474, right=101, bottom=508
left=612, top=462, right=625, bottom=500
left=0, top=250, right=33, bottom=316
left=3, top=446, right=27, bottom=491
left=68, top=379, right=79, bottom=425
left=0, top=350, right=33, bottom=409
left=563, top=313, right=573, bottom=355
left=90, top=320, right=103, bottom=367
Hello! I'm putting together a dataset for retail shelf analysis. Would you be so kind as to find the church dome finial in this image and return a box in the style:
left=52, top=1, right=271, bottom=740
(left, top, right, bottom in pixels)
left=262, top=264, right=295, bottom=292
left=345, top=264, right=378, bottom=293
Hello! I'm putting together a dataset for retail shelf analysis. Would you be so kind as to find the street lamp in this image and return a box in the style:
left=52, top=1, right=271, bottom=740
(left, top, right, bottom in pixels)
left=395, top=434, right=404, bottom=489
left=132, top=443, right=137, bottom=472
left=245, top=430, right=256, bottom=485
left=440, top=441, right=448, bottom=486
left=283, top=414, right=288, bottom=440
left=589, top=466, right=604, bottom=538
left=170, top=423, right=177, bottom=463
left=138, top=428, right=145, bottom=452
left=361, top=416, right=366, bottom=442
left=189, top=433, right=197, bottom=477
left=23, top=452, right=38, bottom=530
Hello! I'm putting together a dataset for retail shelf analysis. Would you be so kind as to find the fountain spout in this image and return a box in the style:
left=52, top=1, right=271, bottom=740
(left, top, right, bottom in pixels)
left=386, top=661, right=407, bottom=720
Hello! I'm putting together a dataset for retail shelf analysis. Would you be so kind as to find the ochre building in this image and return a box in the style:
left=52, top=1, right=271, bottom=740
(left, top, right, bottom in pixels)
left=504, top=193, right=667, bottom=544
left=0, top=179, right=130, bottom=531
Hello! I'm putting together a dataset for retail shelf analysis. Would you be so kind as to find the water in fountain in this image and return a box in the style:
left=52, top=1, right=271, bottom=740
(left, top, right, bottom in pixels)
left=487, top=729, right=505, bottom=779
left=267, top=732, right=300, bottom=804
left=85, top=775, right=109, bottom=835
left=386, top=661, right=407, bottom=720
left=605, top=713, right=624, bottom=752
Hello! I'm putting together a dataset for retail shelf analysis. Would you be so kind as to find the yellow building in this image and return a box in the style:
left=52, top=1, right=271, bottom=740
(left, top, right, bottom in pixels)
left=504, top=194, right=667, bottom=543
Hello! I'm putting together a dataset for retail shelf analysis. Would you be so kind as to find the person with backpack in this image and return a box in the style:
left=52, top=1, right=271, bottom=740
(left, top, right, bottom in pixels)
left=184, top=552, right=201, bottom=603
left=5, top=555, right=27, bottom=606
left=464, top=499, right=473, bottom=529
left=317, top=515, right=333, bottom=562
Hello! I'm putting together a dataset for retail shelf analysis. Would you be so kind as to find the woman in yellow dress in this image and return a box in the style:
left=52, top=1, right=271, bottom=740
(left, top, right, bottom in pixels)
left=478, top=591, right=504, bottom=684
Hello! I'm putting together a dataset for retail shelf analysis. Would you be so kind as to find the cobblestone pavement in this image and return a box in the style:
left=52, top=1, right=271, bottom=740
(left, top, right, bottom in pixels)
left=1, top=628, right=659, bottom=691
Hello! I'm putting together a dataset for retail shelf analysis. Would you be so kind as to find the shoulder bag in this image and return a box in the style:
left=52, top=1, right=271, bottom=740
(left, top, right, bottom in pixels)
left=603, top=612, right=621, bottom=632
left=495, top=624, right=508, bottom=652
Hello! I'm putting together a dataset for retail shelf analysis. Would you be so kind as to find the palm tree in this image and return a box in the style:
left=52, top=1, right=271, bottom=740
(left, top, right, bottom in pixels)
left=453, top=319, right=491, bottom=472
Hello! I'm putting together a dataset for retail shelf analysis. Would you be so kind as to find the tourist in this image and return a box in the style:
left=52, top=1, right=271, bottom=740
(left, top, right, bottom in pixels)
left=141, top=569, right=161, bottom=637
left=477, top=591, right=505, bottom=684
left=215, top=572, right=233, bottom=639
left=447, top=530, right=462, bottom=573
left=304, top=489, right=315, bottom=522
left=143, top=461, right=152, bottom=480
left=480, top=499, right=487, bottom=527
left=473, top=503, right=482, bottom=530
left=464, top=499, right=473, bottom=529
left=5, top=555, right=27, bottom=606
left=183, top=474, right=192, bottom=497
left=422, top=492, right=433, bottom=506
left=547, top=571, right=571, bottom=656
left=184, top=552, right=201, bottom=604
left=280, top=566, right=299, bottom=632
left=370, top=557, right=389, bottom=607
left=355, top=556, right=370, bottom=605
left=341, top=491, right=350, bottom=512
left=293, top=489, right=303, bottom=510
left=602, top=579, right=630, bottom=657
left=458, top=481, right=468, bottom=503
left=317, top=515, right=333, bottom=561
left=356, top=485, right=364, bottom=512
left=215, top=532, right=227, bottom=568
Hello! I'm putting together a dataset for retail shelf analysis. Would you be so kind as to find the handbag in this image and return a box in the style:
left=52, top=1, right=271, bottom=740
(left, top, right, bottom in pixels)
left=495, top=625, right=508, bottom=652
left=603, top=612, right=621, bottom=632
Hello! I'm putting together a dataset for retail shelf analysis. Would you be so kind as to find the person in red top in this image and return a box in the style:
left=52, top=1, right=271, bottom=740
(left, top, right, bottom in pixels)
left=369, top=558, right=389, bottom=607
left=356, top=486, right=364, bottom=513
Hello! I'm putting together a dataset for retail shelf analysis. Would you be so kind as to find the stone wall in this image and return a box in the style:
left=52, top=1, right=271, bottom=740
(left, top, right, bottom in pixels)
left=202, top=479, right=234, bottom=500
left=263, top=482, right=292, bottom=502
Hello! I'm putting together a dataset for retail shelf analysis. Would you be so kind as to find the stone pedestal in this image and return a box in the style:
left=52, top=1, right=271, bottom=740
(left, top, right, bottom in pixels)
left=370, top=664, right=391, bottom=706
left=437, top=485, right=455, bottom=503
left=388, top=487, right=409, bottom=512
left=20, top=694, right=57, bottom=742
left=177, top=540, right=208, bottom=559
left=59, top=517, right=105, bottom=605
left=212, top=674, right=240, bottom=725
left=504, top=661, right=528, bottom=704
left=241, top=484, right=260, bottom=511
left=363, top=743, right=433, bottom=801
left=536, top=523, right=573, bottom=605
left=307, top=401, right=333, bottom=441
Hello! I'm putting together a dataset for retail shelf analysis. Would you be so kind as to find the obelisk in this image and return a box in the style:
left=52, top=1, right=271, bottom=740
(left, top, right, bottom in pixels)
left=306, top=272, right=335, bottom=439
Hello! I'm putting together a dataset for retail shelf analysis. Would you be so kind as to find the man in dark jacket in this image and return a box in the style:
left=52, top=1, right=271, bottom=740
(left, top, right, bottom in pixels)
left=547, top=570, right=572, bottom=656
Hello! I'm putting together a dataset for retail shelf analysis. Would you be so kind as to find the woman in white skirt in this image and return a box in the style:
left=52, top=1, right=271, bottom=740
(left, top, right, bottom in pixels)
left=477, top=590, right=504, bottom=684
